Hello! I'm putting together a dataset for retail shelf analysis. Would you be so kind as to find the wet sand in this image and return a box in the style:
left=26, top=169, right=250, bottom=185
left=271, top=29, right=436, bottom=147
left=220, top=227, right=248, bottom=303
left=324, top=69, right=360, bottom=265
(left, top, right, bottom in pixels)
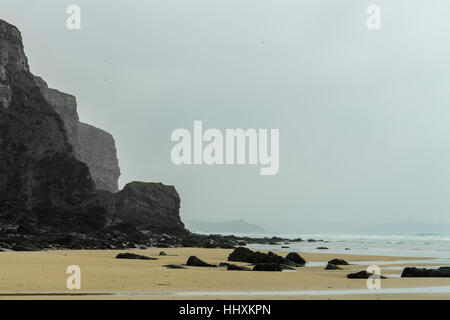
left=0, top=248, right=449, bottom=299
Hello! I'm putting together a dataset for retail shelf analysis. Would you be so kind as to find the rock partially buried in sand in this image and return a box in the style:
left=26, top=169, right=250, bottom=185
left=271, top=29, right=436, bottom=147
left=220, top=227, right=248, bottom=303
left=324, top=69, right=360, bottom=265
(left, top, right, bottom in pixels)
left=347, top=271, right=386, bottom=279
left=186, top=256, right=217, bottom=267
left=401, top=267, right=450, bottom=278
left=328, top=259, right=349, bottom=265
left=164, top=264, right=187, bottom=269
left=159, top=251, right=167, bottom=256
left=227, top=264, right=251, bottom=271
left=253, top=263, right=282, bottom=271
left=280, top=264, right=296, bottom=270
left=115, top=253, right=157, bottom=260
left=325, top=263, right=341, bottom=270
left=219, top=262, right=232, bottom=267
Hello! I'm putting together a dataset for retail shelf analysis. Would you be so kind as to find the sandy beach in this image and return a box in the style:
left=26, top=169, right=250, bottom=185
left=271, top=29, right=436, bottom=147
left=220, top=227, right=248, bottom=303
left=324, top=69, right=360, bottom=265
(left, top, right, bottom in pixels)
left=0, top=248, right=449, bottom=299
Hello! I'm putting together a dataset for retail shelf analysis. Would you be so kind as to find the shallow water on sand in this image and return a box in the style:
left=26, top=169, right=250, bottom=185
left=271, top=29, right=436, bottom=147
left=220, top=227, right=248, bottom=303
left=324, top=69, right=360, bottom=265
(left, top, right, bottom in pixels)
left=3, top=286, right=450, bottom=297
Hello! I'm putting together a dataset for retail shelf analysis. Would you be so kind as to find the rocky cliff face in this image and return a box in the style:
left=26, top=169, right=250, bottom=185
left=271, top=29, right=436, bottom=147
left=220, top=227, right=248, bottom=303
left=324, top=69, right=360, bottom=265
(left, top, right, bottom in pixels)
left=33, top=76, right=120, bottom=193
left=0, top=20, right=106, bottom=233
left=77, top=122, right=120, bottom=192
left=0, top=19, right=187, bottom=248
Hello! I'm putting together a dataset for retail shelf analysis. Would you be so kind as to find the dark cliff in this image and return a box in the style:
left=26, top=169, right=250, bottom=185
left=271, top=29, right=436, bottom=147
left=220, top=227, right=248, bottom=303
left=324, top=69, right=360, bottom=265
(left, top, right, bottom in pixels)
left=0, top=20, right=106, bottom=233
left=0, top=19, right=187, bottom=248
left=33, top=76, right=120, bottom=193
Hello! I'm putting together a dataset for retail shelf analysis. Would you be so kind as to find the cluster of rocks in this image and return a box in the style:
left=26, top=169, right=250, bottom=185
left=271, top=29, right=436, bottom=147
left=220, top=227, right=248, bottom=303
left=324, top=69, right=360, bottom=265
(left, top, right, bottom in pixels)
left=401, top=267, right=450, bottom=278
left=171, top=248, right=307, bottom=272
left=227, top=247, right=306, bottom=271
left=0, top=229, right=318, bottom=252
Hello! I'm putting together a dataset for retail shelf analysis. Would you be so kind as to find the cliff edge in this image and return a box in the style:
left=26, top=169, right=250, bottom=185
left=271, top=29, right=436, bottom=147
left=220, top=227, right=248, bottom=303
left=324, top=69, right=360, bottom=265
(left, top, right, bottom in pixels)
left=0, top=19, right=187, bottom=249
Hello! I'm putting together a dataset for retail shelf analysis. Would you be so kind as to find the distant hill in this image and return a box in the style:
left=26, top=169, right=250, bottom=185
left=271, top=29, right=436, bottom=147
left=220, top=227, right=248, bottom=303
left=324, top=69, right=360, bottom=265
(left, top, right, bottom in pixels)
left=185, top=219, right=267, bottom=234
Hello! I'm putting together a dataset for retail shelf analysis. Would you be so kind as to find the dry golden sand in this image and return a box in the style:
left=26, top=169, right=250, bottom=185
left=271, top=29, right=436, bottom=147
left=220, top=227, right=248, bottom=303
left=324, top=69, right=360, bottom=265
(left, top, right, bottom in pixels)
left=0, top=248, right=449, bottom=299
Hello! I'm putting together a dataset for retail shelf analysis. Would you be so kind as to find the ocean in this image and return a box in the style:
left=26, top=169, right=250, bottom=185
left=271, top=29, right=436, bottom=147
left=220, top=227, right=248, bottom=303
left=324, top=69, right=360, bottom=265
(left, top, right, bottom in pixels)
left=220, top=233, right=450, bottom=258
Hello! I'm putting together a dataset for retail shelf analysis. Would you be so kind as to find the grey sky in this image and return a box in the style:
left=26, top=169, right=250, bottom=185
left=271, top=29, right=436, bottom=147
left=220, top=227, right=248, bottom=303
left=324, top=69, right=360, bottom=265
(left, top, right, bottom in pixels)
left=3, top=0, right=450, bottom=233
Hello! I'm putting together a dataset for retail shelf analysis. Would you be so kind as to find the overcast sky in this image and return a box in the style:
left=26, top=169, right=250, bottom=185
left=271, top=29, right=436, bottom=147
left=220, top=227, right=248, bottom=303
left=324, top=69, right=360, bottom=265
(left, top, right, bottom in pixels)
left=3, top=0, right=450, bottom=234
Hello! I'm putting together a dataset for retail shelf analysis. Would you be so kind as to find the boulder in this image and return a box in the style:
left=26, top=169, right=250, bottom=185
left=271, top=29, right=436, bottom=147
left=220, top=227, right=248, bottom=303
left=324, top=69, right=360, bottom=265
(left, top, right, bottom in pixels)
left=186, top=256, right=217, bottom=267
left=285, top=252, right=306, bottom=266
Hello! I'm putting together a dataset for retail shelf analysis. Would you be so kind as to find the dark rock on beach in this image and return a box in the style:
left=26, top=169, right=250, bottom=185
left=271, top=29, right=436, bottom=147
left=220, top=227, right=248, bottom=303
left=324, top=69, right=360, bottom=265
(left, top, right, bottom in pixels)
left=186, top=256, right=217, bottom=267
left=325, top=263, right=341, bottom=270
left=285, top=252, right=306, bottom=266
left=228, top=247, right=306, bottom=268
left=328, top=259, right=349, bottom=265
left=347, top=271, right=386, bottom=279
left=253, top=263, right=282, bottom=271
left=228, top=247, right=284, bottom=264
left=164, top=264, right=187, bottom=269
left=115, top=253, right=157, bottom=260
left=227, top=264, right=251, bottom=271
left=219, top=262, right=232, bottom=267
left=401, top=267, right=450, bottom=278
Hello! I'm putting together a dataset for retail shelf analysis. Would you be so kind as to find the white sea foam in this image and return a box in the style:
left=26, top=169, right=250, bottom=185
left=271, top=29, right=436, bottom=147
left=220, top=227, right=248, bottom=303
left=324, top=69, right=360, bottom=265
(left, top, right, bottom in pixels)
left=203, top=232, right=450, bottom=258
